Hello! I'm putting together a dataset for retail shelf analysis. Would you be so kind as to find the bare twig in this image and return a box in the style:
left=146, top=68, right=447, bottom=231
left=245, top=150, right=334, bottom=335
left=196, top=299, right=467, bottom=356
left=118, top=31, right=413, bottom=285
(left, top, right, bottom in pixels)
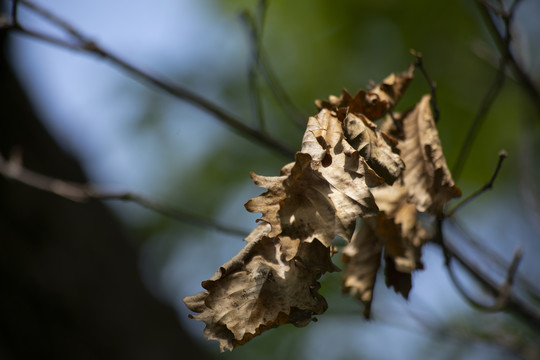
left=3, top=0, right=295, bottom=159
left=240, top=9, right=266, bottom=131
left=453, top=0, right=524, bottom=181
left=240, top=1, right=306, bottom=129
left=518, top=118, right=540, bottom=234
left=450, top=218, right=540, bottom=297
left=493, top=246, right=522, bottom=308
left=18, top=0, right=85, bottom=41
left=11, top=0, right=19, bottom=25
left=443, top=241, right=522, bottom=312
left=477, top=0, right=540, bottom=117
left=0, top=152, right=249, bottom=237
left=258, top=53, right=307, bottom=128
left=478, top=0, right=506, bottom=15
left=439, top=220, right=540, bottom=331
left=446, top=150, right=507, bottom=217
left=452, top=58, right=507, bottom=181
left=411, top=50, right=440, bottom=123
left=388, top=111, right=404, bottom=135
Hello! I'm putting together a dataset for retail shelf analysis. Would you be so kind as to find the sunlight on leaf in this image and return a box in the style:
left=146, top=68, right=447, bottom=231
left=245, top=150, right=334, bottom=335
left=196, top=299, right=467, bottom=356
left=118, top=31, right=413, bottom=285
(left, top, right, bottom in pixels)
left=184, top=66, right=461, bottom=351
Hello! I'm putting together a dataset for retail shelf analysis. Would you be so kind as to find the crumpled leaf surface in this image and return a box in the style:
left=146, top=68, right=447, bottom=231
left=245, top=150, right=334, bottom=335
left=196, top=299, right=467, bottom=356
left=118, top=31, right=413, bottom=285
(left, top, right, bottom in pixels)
left=315, top=64, right=414, bottom=121
left=314, top=67, right=412, bottom=185
left=245, top=108, right=381, bottom=257
left=341, top=94, right=461, bottom=315
left=184, top=236, right=338, bottom=352
left=343, top=113, right=404, bottom=185
left=341, top=219, right=382, bottom=318
left=396, top=94, right=462, bottom=216
left=185, top=65, right=462, bottom=350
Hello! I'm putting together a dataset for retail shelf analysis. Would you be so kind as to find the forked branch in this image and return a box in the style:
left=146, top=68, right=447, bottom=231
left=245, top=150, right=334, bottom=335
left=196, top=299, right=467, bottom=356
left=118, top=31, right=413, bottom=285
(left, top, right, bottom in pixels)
left=446, top=150, right=507, bottom=217
left=477, top=0, right=540, bottom=116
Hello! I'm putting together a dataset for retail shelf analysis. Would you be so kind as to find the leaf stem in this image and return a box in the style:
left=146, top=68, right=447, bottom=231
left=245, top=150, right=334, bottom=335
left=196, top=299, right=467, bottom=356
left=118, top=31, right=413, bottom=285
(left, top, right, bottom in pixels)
left=411, top=50, right=439, bottom=123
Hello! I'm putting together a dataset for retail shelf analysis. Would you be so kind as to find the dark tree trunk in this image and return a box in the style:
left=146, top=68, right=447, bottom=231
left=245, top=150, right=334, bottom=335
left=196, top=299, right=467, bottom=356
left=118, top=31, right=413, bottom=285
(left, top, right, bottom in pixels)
left=0, top=19, right=210, bottom=360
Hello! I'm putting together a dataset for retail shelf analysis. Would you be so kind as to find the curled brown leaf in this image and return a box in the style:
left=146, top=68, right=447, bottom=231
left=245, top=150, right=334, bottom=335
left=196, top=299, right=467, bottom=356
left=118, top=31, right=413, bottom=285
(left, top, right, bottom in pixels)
left=342, top=219, right=382, bottom=318
left=315, top=65, right=415, bottom=121
left=396, top=94, right=462, bottom=216
left=186, top=65, right=462, bottom=348
left=245, top=108, right=380, bottom=254
left=183, top=236, right=337, bottom=352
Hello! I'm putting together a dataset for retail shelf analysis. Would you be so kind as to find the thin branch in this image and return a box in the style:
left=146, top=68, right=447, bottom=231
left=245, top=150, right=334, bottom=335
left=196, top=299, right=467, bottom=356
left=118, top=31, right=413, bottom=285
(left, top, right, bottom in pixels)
left=452, top=0, right=524, bottom=181
left=258, top=52, right=307, bottom=128
left=5, top=0, right=295, bottom=159
left=494, top=246, right=522, bottom=308
left=452, top=59, right=507, bottom=181
left=7, top=25, right=83, bottom=51
left=240, top=1, right=306, bottom=129
left=443, top=242, right=522, bottom=312
left=446, top=150, right=507, bottom=217
left=518, top=118, right=540, bottom=234
left=240, top=10, right=266, bottom=131
left=477, top=0, right=540, bottom=117
left=388, top=111, right=403, bottom=135
left=439, top=220, right=540, bottom=331
left=411, top=50, right=439, bottom=123
left=450, top=217, right=540, bottom=303
left=18, top=0, right=85, bottom=41
left=11, top=0, right=19, bottom=25
left=0, top=152, right=249, bottom=237
left=478, top=0, right=506, bottom=15
left=97, top=192, right=249, bottom=237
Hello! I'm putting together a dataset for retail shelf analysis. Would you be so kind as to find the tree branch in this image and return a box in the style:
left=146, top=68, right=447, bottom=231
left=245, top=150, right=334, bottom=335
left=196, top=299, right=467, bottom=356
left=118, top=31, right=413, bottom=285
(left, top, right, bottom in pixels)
left=452, top=55, right=507, bottom=181
left=444, top=242, right=522, bottom=312
left=439, top=219, right=540, bottom=332
left=0, top=151, right=249, bottom=237
left=240, top=1, right=306, bottom=129
left=446, top=150, right=507, bottom=217
left=411, top=50, right=440, bottom=123
left=3, top=0, right=295, bottom=159
left=452, top=0, right=525, bottom=180
left=477, top=0, right=540, bottom=117
left=240, top=9, right=266, bottom=131
left=10, top=0, right=19, bottom=25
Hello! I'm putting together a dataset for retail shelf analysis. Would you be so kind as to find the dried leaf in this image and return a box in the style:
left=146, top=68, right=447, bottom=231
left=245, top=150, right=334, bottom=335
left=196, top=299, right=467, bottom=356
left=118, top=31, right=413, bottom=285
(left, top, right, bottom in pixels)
left=343, top=113, right=404, bottom=185
left=370, top=185, right=433, bottom=273
left=384, top=255, right=412, bottom=299
left=245, top=108, right=380, bottom=255
left=342, top=93, right=459, bottom=309
left=344, top=94, right=460, bottom=303
left=370, top=64, right=415, bottom=112
left=183, top=235, right=337, bottom=352
left=397, top=94, right=462, bottom=216
left=316, top=65, right=414, bottom=121
left=341, top=219, right=382, bottom=319
left=186, top=65, right=462, bottom=348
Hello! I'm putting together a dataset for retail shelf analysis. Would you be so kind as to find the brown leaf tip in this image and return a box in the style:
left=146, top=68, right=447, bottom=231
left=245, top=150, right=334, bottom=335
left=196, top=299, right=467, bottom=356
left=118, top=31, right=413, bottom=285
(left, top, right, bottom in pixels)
left=316, top=65, right=414, bottom=121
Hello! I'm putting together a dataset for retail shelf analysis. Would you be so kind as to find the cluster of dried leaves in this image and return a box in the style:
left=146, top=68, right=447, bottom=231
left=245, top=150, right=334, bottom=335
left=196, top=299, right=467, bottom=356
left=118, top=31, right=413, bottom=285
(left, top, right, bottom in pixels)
left=184, top=65, right=461, bottom=352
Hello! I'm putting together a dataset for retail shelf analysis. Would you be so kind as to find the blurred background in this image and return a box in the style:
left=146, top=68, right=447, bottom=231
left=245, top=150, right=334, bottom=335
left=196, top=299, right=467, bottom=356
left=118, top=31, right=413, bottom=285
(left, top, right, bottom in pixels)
left=1, top=0, right=540, bottom=359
